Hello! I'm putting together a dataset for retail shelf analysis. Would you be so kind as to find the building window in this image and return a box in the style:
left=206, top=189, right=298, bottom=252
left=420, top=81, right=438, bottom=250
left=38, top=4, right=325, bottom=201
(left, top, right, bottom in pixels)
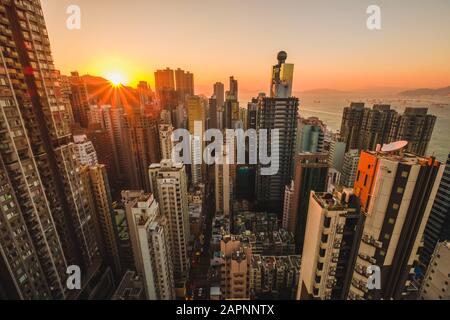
left=401, top=171, right=408, bottom=178
left=324, top=217, right=331, bottom=228
left=397, top=187, right=404, bottom=194
left=392, top=203, right=399, bottom=210
left=388, top=218, right=395, bottom=224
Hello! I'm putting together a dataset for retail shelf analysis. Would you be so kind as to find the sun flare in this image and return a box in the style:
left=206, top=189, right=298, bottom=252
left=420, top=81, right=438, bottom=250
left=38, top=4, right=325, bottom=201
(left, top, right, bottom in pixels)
left=106, top=72, right=127, bottom=86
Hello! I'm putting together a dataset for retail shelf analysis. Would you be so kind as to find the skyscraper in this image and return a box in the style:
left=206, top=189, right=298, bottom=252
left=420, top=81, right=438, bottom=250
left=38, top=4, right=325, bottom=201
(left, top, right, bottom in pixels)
left=215, top=148, right=234, bottom=216
left=282, top=181, right=295, bottom=230
left=208, top=96, right=218, bottom=129
left=148, top=160, right=190, bottom=285
left=340, top=102, right=365, bottom=152
left=73, top=134, right=99, bottom=166
left=297, top=189, right=362, bottom=300
left=213, top=82, right=225, bottom=109
left=228, top=76, right=238, bottom=101
left=340, top=104, right=435, bottom=156
left=421, top=153, right=450, bottom=270
left=159, top=124, right=174, bottom=160
left=255, top=52, right=298, bottom=212
left=69, top=71, right=90, bottom=128
left=137, top=81, right=153, bottom=107
left=340, top=149, right=360, bottom=188
left=296, top=117, right=325, bottom=154
left=288, top=153, right=329, bottom=251
left=0, top=0, right=101, bottom=299
left=154, top=68, right=175, bottom=99
left=348, top=150, right=443, bottom=300
left=80, top=165, right=122, bottom=277
left=388, top=107, right=436, bottom=156
left=186, top=96, right=206, bottom=184
left=328, top=139, right=346, bottom=172
left=175, top=68, right=194, bottom=103
left=360, top=104, right=396, bottom=152
left=123, top=191, right=175, bottom=300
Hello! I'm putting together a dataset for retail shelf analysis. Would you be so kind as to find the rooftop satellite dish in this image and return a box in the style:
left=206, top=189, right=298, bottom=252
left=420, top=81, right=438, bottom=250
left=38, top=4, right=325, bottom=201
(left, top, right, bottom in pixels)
left=381, top=140, right=408, bottom=153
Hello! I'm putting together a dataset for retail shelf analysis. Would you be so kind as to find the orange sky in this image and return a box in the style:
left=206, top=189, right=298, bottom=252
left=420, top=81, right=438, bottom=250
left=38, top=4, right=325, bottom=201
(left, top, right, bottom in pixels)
left=41, top=0, right=450, bottom=96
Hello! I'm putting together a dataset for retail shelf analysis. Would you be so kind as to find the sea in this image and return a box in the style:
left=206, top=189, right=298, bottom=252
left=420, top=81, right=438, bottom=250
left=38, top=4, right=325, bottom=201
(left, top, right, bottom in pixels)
left=296, top=92, right=450, bottom=163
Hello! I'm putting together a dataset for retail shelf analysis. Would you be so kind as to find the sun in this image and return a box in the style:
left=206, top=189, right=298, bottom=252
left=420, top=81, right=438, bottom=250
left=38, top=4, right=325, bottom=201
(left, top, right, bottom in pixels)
left=106, top=72, right=127, bottom=86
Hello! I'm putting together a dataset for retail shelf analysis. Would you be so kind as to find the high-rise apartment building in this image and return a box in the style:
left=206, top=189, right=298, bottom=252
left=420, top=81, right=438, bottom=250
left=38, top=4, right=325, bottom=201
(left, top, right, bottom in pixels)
left=122, top=191, right=175, bottom=300
left=119, top=110, right=161, bottom=190
left=347, top=150, right=443, bottom=300
left=419, top=241, right=450, bottom=300
left=328, top=139, right=346, bottom=172
left=159, top=124, right=174, bottom=160
left=340, top=149, right=360, bottom=188
left=154, top=68, right=175, bottom=99
left=296, top=117, right=325, bottom=154
left=228, top=76, right=238, bottom=101
left=148, top=160, right=190, bottom=284
left=213, top=82, right=225, bottom=109
left=388, top=107, right=436, bottom=156
left=340, top=104, right=435, bottom=156
left=73, top=134, right=98, bottom=166
left=69, top=71, right=90, bottom=128
left=288, top=153, right=329, bottom=252
left=186, top=96, right=205, bottom=184
left=340, top=102, right=365, bottom=152
left=360, top=104, right=397, bottom=152
left=0, top=0, right=103, bottom=299
left=282, top=181, right=295, bottom=230
left=208, top=96, right=218, bottom=129
left=421, top=153, right=450, bottom=269
left=80, top=165, right=122, bottom=276
left=175, top=68, right=194, bottom=103
left=137, top=81, right=153, bottom=107
left=255, top=52, right=298, bottom=212
left=247, top=96, right=260, bottom=130
left=297, top=189, right=362, bottom=300
left=215, top=149, right=234, bottom=216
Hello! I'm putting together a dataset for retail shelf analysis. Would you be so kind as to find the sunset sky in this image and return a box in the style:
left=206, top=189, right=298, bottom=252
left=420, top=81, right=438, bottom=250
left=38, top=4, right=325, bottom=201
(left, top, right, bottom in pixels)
left=41, top=0, right=450, bottom=96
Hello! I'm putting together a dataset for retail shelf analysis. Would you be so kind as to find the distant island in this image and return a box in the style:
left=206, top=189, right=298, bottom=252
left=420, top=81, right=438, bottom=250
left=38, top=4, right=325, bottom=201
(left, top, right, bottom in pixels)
left=300, top=88, right=347, bottom=94
left=399, top=86, right=450, bottom=97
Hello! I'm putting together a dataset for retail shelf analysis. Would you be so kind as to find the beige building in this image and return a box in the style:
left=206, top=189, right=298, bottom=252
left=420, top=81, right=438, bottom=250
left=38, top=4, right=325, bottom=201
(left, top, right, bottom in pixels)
left=220, top=236, right=252, bottom=299
left=297, top=189, right=361, bottom=300
left=159, top=124, right=174, bottom=160
left=215, top=148, right=233, bottom=216
left=186, top=96, right=206, bottom=184
left=122, top=191, right=175, bottom=300
left=348, top=151, right=443, bottom=300
left=149, top=160, right=190, bottom=285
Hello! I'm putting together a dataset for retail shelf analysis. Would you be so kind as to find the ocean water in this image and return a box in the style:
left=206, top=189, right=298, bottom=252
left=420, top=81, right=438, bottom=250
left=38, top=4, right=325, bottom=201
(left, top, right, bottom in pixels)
left=298, top=93, right=450, bottom=163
